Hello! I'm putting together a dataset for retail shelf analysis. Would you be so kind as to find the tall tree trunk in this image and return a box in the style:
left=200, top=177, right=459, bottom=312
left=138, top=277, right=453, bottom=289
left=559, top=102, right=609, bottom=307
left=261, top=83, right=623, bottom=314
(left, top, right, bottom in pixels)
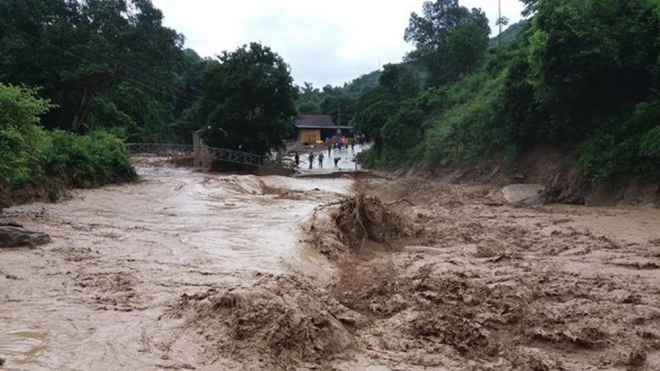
left=71, top=87, right=94, bottom=132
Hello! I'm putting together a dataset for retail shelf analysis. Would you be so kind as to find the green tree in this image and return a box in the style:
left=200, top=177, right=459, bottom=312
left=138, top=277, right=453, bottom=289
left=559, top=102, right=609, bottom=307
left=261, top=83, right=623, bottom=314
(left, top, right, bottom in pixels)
left=320, top=92, right=355, bottom=126
left=496, top=16, right=509, bottom=46
left=524, top=0, right=660, bottom=143
left=0, top=84, right=53, bottom=184
left=295, top=81, right=323, bottom=114
left=342, top=70, right=382, bottom=99
left=379, top=63, right=421, bottom=101
left=86, top=81, right=175, bottom=142
left=165, top=48, right=210, bottom=143
left=293, top=73, right=381, bottom=123
left=190, top=42, right=297, bottom=156
left=447, top=22, right=489, bottom=76
left=404, top=0, right=490, bottom=86
left=521, top=0, right=539, bottom=16
left=380, top=99, right=425, bottom=155
left=351, top=86, right=398, bottom=154
left=0, top=0, right=184, bottom=132
left=298, top=101, right=322, bottom=114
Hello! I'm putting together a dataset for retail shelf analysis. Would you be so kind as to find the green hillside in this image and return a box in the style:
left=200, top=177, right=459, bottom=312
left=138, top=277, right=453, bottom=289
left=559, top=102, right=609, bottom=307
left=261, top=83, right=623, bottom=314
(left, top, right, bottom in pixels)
left=351, top=0, right=660, bottom=186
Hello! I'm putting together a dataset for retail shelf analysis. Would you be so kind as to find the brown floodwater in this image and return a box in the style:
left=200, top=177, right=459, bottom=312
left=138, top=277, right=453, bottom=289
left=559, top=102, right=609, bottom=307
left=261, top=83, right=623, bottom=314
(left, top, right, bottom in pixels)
left=0, top=168, right=352, bottom=370
left=4, top=167, right=660, bottom=370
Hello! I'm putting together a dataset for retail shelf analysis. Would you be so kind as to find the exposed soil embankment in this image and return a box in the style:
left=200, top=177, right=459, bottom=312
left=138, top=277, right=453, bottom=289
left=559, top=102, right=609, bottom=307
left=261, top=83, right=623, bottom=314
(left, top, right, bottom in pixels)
left=0, top=155, right=177, bottom=212
left=423, top=146, right=660, bottom=207
left=0, top=178, right=69, bottom=210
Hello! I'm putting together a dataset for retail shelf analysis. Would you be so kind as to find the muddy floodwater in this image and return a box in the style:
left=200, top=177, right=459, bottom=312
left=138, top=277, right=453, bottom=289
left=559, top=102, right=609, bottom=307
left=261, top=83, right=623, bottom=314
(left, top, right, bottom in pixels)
left=1, top=167, right=660, bottom=370
left=0, top=168, right=349, bottom=370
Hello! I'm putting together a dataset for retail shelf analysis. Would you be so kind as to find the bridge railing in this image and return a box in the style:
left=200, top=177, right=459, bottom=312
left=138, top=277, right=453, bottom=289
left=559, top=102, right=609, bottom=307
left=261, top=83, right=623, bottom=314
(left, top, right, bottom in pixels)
left=205, top=146, right=264, bottom=166
left=125, top=143, right=272, bottom=168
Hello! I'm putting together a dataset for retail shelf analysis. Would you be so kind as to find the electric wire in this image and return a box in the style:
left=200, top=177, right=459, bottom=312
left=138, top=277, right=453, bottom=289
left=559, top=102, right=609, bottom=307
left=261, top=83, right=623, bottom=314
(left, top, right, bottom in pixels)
left=0, top=19, right=205, bottom=106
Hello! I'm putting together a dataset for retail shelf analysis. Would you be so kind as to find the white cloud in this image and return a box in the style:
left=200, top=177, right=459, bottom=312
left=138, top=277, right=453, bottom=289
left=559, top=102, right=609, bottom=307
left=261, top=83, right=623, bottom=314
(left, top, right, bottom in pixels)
left=151, top=0, right=526, bottom=87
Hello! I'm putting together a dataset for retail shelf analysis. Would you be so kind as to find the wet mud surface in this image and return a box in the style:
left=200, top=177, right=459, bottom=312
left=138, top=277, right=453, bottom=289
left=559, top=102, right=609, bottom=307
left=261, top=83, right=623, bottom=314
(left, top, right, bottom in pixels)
left=1, top=168, right=660, bottom=370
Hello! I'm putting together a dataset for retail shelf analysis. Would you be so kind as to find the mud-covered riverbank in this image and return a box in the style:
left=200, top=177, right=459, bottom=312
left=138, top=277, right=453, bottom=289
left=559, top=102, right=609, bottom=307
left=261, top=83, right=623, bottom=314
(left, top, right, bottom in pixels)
left=1, top=167, right=659, bottom=370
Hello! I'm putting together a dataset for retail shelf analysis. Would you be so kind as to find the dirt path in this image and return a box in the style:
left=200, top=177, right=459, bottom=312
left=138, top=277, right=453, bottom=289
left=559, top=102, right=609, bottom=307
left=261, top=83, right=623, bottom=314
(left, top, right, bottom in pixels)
left=1, top=169, right=659, bottom=370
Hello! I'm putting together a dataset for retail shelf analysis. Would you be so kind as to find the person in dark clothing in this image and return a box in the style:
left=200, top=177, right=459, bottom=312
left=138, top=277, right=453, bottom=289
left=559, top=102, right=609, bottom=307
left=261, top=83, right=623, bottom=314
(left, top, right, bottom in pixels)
left=318, top=152, right=324, bottom=168
left=294, top=152, right=300, bottom=168
left=333, top=157, right=340, bottom=168
left=308, top=151, right=314, bottom=169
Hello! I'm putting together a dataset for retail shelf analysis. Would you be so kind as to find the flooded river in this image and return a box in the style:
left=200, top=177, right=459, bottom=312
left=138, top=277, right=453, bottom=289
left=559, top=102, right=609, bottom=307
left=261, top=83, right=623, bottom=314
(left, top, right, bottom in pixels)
left=0, top=168, right=352, bottom=370
left=3, top=166, right=660, bottom=371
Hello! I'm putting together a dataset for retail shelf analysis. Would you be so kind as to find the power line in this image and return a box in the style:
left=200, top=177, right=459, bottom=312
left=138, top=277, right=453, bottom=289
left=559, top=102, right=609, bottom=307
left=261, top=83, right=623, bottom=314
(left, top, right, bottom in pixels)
left=0, top=16, right=312, bottom=114
left=0, top=19, right=204, bottom=107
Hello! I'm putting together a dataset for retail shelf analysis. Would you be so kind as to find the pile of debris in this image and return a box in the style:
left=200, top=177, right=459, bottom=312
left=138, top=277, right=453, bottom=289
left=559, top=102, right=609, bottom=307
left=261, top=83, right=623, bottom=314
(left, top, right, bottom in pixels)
left=333, top=194, right=409, bottom=250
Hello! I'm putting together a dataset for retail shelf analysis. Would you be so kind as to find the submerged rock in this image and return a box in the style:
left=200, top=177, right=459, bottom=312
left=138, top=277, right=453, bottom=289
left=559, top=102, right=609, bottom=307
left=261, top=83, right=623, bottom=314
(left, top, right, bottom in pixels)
left=0, top=225, right=51, bottom=248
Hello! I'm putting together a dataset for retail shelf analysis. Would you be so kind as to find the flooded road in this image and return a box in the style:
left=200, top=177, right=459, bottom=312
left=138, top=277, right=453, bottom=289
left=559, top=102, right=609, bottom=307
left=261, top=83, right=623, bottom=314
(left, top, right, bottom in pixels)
left=0, top=168, right=352, bottom=370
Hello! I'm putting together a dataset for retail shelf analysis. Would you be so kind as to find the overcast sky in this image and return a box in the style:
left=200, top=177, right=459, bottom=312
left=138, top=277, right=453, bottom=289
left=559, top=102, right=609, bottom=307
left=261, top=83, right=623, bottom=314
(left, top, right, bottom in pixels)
left=150, top=0, right=526, bottom=87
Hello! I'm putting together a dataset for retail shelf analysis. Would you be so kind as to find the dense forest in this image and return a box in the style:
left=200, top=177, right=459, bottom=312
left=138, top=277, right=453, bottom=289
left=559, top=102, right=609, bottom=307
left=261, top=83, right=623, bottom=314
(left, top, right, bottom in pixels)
left=353, top=0, right=660, bottom=183
left=0, top=0, right=380, bottom=144
left=0, top=0, right=207, bottom=142
left=2, top=0, right=659, bottom=193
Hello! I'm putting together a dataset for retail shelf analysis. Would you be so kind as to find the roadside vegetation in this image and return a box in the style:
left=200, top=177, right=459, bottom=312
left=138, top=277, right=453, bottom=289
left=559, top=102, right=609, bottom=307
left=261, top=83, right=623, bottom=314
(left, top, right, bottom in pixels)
left=352, top=0, right=660, bottom=183
left=0, top=83, right=136, bottom=206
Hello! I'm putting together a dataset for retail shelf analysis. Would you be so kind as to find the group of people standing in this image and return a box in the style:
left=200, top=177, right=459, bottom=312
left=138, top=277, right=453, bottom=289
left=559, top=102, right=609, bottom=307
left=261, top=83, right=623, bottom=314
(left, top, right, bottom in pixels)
left=334, top=136, right=356, bottom=152
left=293, top=140, right=351, bottom=170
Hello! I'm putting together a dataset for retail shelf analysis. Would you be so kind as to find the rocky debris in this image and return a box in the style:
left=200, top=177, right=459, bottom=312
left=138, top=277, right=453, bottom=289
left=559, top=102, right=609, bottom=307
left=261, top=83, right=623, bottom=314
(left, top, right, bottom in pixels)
left=628, top=348, right=648, bottom=368
left=304, top=194, right=414, bottom=260
left=502, top=184, right=545, bottom=205
left=544, top=185, right=585, bottom=205
left=0, top=225, right=51, bottom=247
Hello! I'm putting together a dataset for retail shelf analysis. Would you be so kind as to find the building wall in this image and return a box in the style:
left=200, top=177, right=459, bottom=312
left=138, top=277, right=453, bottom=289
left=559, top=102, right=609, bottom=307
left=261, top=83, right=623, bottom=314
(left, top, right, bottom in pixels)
left=298, top=129, right=321, bottom=144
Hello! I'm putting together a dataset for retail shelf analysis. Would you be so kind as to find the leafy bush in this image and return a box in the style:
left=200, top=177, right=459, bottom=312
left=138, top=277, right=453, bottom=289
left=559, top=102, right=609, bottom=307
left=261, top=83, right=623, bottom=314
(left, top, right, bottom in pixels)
left=44, top=130, right=137, bottom=187
left=419, top=73, right=504, bottom=165
left=578, top=97, right=660, bottom=180
left=0, top=83, right=136, bottom=191
left=0, top=84, right=53, bottom=186
left=380, top=99, right=425, bottom=157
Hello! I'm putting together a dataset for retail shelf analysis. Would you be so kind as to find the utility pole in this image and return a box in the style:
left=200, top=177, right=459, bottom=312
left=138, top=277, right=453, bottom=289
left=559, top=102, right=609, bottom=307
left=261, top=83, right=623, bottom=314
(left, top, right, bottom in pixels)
left=498, top=0, right=502, bottom=46
left=496, top=0, right=509, bottom=47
